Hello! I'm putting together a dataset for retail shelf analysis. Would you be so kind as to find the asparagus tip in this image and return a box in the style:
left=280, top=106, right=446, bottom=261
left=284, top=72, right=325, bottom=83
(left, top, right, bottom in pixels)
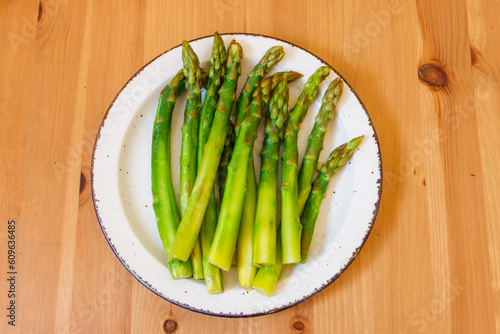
left=338, top=135, right=364, bottom=166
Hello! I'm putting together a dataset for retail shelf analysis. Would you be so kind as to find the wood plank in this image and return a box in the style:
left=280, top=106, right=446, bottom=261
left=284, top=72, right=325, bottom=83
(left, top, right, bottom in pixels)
left=1, top=0, right=89, bottom=332
left=70, top=0, right=146, bottom=333
left=0, top=2, right=40, bottom=332
left=416, top=0, right=495, bottom=332
left=466, top=0, right=500, bottom=332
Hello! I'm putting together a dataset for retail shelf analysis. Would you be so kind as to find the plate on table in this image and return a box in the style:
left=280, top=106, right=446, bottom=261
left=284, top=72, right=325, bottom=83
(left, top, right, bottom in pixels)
left=91, top=33, right=382, bottom=317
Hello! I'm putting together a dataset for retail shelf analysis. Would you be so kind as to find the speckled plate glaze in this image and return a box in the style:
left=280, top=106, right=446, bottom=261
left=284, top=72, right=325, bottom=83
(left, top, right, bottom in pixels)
left=91, top=33, right=382, bottom=317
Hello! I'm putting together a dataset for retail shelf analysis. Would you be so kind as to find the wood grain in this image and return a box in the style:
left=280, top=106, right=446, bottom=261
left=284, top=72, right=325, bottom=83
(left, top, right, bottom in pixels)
left=1, top=0, right=499, bottom=333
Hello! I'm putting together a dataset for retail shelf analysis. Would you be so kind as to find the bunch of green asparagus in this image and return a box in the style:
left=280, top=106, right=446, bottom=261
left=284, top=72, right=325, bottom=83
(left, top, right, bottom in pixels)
left=151, top=32, right=363, bottom=296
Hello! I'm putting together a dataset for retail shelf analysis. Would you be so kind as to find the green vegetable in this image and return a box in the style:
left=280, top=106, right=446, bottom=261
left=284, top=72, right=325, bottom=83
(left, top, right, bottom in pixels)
left=281, top=66, right=331, bottom=264
left=252, top=79, right=289, bottom=267
left=252, top=228, right=283, bottom=296
left=297, top=78, right=343, bottom=217
left=234, top=47, right=284, bottom=286
left=208, top=87, right=264, bottom=271
left=170, top=41, right=243, bottom=262
left=198, top=32, right=227, bottom=293
left=237, top=156, right=258, bottom=288
left=300, top=136, right=363, bottom=263
left=151, top=70, right=192, bottom=279
left=235, top=46, right=284, bottom=136
left=179, top=41, right=204, bottom=279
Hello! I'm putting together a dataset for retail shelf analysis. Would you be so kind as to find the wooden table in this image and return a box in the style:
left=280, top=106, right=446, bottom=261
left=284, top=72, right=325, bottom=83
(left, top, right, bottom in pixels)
left=1, top=0, right=499, bottom=333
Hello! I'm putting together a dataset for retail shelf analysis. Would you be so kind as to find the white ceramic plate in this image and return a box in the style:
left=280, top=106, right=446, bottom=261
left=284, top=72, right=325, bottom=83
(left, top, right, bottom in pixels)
left=91, top=33, right=382, bottom=317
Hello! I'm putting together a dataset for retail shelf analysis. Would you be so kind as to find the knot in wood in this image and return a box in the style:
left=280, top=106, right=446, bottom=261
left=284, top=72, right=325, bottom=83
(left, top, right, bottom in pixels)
left=290, top=316, right=310, bottom=333
left=419, top=64, right=448, bottom=87
left=293, top=320, right=305, bottom=331
left=163, top=319, right=177, bottom=333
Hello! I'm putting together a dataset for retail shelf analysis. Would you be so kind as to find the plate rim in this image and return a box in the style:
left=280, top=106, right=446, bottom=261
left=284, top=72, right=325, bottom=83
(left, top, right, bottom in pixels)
left=90, top=32, right=383, bottom=318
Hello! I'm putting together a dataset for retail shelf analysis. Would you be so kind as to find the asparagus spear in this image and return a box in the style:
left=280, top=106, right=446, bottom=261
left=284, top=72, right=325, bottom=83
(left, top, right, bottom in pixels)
left=219, top=121, right=237, bottom=269
left=234, top=48, right=285, bottom=287
left=198, top=33, right=226, bottom=293
left=208, top=88, right=264, bottom=271
left=170, top=41, right=243, bottom=262
left=198, top=32, right=227, bottom=167
left=237, top=156, right=258, bottom=287
left=281, top=66, right=331, bottom=265
left=151, top=70, right=192, bottom=279
left=252, top=227, right=283, bottom=296
left=236, top=89, right=264, bottom=288
left=252, top=79, right=289, bottom=267
left=179, top=41, right=204, bottom=279
left=180, top=41, right=202, bottom=215
left=235, top=46, right=284, bottom=135
left=300, top=136, right=363, bottom=263
left=200, top=193, right=223, bottom=292
left=297, top=78, right=344, bottom=217
left=250, top=72, right=302, bottom=269
left=235, top=71, right=303, bottom=276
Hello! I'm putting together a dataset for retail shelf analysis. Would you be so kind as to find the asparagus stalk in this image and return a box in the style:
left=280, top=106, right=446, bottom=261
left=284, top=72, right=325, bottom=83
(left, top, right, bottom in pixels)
left=219, top=121, right=237, bottom=269
left=236, top=89, right=264, bottom=288
left=200, top=193, right=223, bottom=292
left=151, top=70, right=192, bottom=279
left=198, top=32, right=227, bottom=167
left=252, top=79, right=289, bottom=267
left=248, top=72, right=302, bottom=279
left=235, top=46, right=284, bottom=135
left=234, top=71, right=302, bottom=273
left=179, top=41, right=204, bottom=279
left=281, top=66, right=331, bottom=265
left=170, top=41, right=243, bottom=262
left=198, top=33, right=226, bottom=293
left=252, top=227, right=283, bottom=296
left=235, top=72, right=302, bottom=272
left=241, top=72, right=303, bottom=270
left=208, top=88, right=264, bottom=271
left=180, top=41, right=202, bottom=214
left=300, top=136, right=363, bottom=263
left=297, top=78, right=343, bottom=217
left=234, top=48, right=285, bottom=287
left=237, top=156, right=258, bottom=287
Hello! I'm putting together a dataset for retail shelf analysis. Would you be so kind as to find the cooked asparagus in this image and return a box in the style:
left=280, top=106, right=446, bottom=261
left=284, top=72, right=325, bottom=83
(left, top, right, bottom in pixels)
left=151, top=70, right=192, bottom=279
left=300, top=136, right=363, bottom=263
left=252, top=79, right=289, bottom=267
left=209, top=88, right=264, bottom=271
left=170, top=41, right=243, bottom=262
left=297, top=78, right=343, bottom=216
left=198, top=32, right=227, bottom=293
left=281, top=66, right=331, bottom=264
left=235, top=46, right=284, bottom=135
